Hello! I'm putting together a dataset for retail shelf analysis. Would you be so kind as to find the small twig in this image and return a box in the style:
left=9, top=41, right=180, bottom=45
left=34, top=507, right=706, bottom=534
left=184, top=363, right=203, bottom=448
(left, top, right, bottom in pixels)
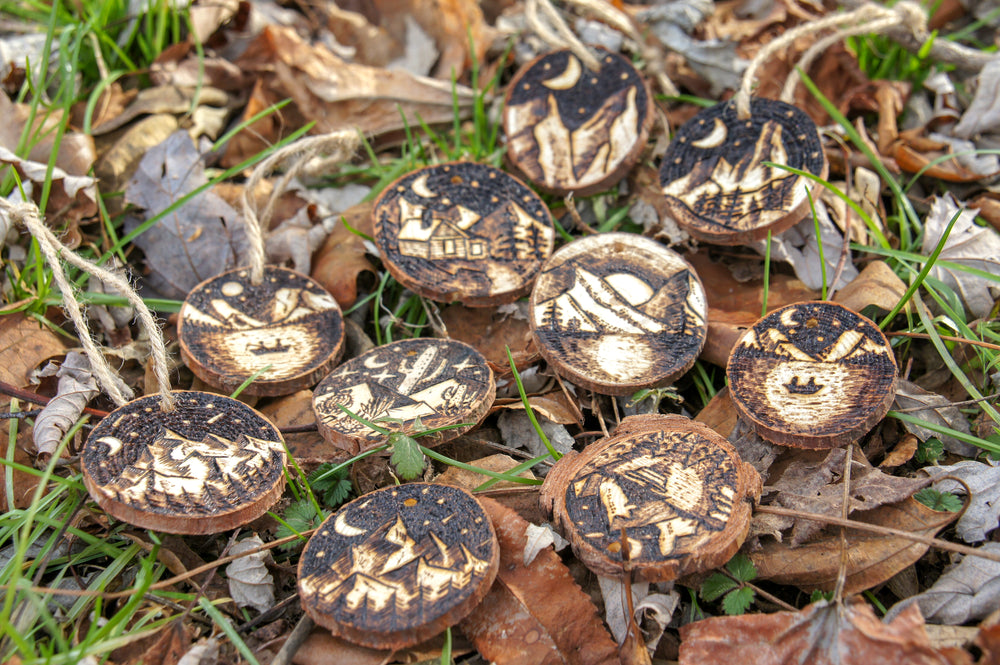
left=832, top=443, right=854, bottom=602
left=237, top=593, right=299, bottom=634
left=719, top=568, right=797, bottom=612
left=887, top=331, right=1000, bottom=352
left=825, top=217, right=852, bottom=300
left=0, top=410, right=43, bottom=419
left=278, top=424, right=318, bottom=434
left=754, top=505, right=1000, bottom=562
left=270, top=614, right=314, bottom=665
left=0, top=380, right=110, bottom=418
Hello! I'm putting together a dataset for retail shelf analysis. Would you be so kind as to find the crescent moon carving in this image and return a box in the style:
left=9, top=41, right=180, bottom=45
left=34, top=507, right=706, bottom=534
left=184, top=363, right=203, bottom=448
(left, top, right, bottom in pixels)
left=334, top=511, right=366, bottom=537
left=363, top=354, right=391, bottom=369
left=542, top=55, right=582, bottom=91
left=691, top=118, right=728, bottom=149
left=780, top=308, right=798, bottom=328
left=411, top=174, right=436, bottom=199
left=97, top=436, right=124, bottom=457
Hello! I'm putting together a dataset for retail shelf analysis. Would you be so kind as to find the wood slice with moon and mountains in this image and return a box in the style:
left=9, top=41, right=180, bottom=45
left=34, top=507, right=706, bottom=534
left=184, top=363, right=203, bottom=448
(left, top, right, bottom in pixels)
left=529, top=232, right=707, bottom=395
left=312, top=338, right=496, bottom=454
left=540, top=414, right=761, bottom=582
left=298, top=483, right=499, bottom=650
left=727, top=301, right=897, bottom=448
left=504, top=48, right=653, bottom=196
left=81, top=391, right=286, bottom=535
left=372, top=162, right=555, bottom=307
left=659, top=98, right=828, bottom=245
left=178, top=266, right=345, bottom=396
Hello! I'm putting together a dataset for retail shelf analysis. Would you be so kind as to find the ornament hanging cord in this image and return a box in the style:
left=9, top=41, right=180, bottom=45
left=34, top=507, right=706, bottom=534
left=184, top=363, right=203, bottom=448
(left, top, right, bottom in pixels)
left=734, top=1, right=929, bottom=120
left=524, top=0, right=679, bottom=96
left=0, top=196, right=175, bottom=411
left=242, top=129, right=361, bottom=286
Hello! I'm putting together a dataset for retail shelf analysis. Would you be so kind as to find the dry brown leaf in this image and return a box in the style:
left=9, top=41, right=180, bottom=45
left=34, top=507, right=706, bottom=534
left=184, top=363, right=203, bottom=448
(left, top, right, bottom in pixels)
left=686, top=251, right=818, bottom=367
left=894, top=130, right=997, bottom=182
left=94, top=114, right=180, bottom=211
left=113, top=621, right=191, bottom=665
left=292, top=628, right=389, bottom=665
left=91, top=86, right=229, bottom=135
left=679, top=598, right=954, bottom=665
left=311, top=201, right=377, bottom=309
left=440, top=303, right=539, bottom=375
left=694, top=386, right=739, bottom=439
left=258, top=390, right=348, bottom=466
left=0, top=422, right=40, bottom=511
left=224, top=26, right=474, bottom=165
left=494, top=391, right=580, bottom=425
left=749, top=497, right=956, bottom=594
left=435, top=453, right=536, bottom=490
left=460, top=497, right=619, bottom=665
left=880, top=434, right=919, bottom=468
left=833, top=260, right=907, bottom=314
left=372, top=0, right=496, bottom=79
left=0, top=313, right=67, bottom=389
left=760, top=447, right=927, bottom=546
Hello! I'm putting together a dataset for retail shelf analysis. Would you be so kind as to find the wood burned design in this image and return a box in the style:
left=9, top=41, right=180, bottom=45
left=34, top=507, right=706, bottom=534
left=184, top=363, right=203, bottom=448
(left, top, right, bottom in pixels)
left=727, top=302, right=897, bottom=448
left=659, top=98, right=827, bottom=244
left=505, top=48, right=653, bottom=195
left=313, top=338, right=495, bottom=453
left=81, top=391, right=286, bottom=534
left=529, top=233, right=707, bottom=395
left=373, top=163, right=554, bottom=306
left=298, top=483, right=499, bottom=649
left=540, top=415, right=760, bottom=581
left=178, top=266, right=344, bottom=396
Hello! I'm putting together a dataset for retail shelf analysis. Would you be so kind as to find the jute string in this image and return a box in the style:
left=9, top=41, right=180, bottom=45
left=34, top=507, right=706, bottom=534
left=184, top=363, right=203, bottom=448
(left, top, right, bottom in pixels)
left=525, top=0, right=679, bottom=96
left=242, top=131, right=361, bottom=285
left=0, top=196, right=176, bottom=411
left=735, top=1, right=929, bottom=120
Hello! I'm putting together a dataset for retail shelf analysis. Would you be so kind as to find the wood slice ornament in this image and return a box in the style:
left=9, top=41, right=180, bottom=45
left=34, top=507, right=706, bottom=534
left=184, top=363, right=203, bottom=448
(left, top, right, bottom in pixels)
left=659, top=98, right=828, bottom=245
left=312, top=338, right=496, bottom=454
left=540, top=414, right=761, bottom=582
left=81, top=391, right=286, bottom=535
left=372, top=162, right=555, bottom=306
left=178, top=266, right=345, bottom=396
left=727, top=301, right=897, bottom=448
left=529, top=232, right=707, bottom=395
left=298, top=483, right=499, bottom=649
left=504, top=48, right=653, bottom=195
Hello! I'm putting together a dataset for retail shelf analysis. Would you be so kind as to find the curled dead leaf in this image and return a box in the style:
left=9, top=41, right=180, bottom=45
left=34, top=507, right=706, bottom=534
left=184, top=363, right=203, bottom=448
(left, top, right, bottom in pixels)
left=460, top=497, right=619, bottom=665
left=833, top=260, right=907, bottom=314
left=440, top=303, right=539, bottom=375
left=310, top=201, right=377, bottom=309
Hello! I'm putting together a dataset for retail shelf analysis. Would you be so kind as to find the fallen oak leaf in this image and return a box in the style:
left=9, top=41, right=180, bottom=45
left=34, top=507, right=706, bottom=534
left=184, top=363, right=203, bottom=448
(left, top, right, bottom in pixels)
left=460, top=498, right=619, bottom=665
left=679, top=598, right=955, bottom=664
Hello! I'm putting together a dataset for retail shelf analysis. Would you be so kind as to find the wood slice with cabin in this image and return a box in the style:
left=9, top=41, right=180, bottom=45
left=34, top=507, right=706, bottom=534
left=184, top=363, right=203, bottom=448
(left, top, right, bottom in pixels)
left=312, top=338, right=496, bottom=454
left=372, top=162, right=555, bottom=306
left=178, top=266, right=345, bottom=396
left=81, top=391, right=286, bottom=535
left=504, top=47, right=653, bottom=195
left=727, top=301, right=897, bottom=448
left=659, top=98, right=827, bottom=245
left=298, top=483, right=499, bottom=650
left=540, top=414, right=761, bottom=582
left=529, top=232, right=707, bottom=395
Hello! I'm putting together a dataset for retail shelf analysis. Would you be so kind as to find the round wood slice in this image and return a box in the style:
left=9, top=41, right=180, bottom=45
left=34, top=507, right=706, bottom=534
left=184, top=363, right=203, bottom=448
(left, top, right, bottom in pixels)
left=529, top=232, right=707, bottom=395
left=298, top=482, right=499, bottom=650
left=658, top=98, right=828, bottom=245
left=178, top=266, right=345, bottom=396
left=727, top=301, right=897, bottom=448
left=504, top=48, right=653, bottom=196
left=372, top=162, right=555, bottom=306
left=81, top=391, right=286, bottom=535
left=540, top=414, right=761, bottom=582
left=312, top=338, right=496, bottom=454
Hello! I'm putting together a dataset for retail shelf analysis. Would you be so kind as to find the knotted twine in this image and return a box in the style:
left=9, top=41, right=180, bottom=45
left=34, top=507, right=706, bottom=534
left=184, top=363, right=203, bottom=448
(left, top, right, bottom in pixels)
left=241, top=130, right=362, bottom=286
left=735, top=1, right=930, bottom=120
left=0, top=195, right=176, bottom=411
